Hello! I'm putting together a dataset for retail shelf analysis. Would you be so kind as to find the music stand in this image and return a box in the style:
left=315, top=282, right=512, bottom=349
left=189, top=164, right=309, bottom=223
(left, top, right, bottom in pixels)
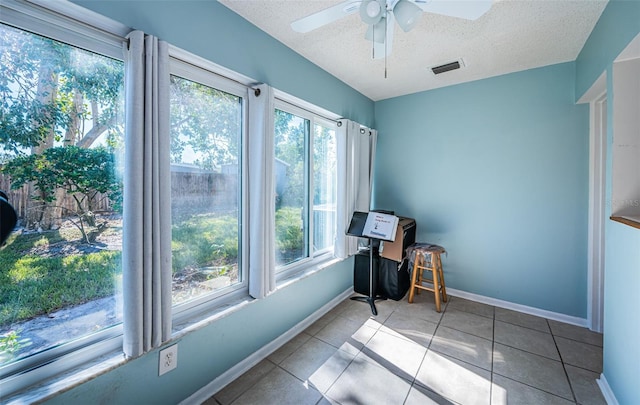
left=346, top=211, right=398, bottom=316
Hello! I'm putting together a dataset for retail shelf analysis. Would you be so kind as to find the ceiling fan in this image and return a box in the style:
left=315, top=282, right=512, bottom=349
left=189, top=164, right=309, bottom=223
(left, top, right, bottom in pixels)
left=291, top=0, right=492, bottom=59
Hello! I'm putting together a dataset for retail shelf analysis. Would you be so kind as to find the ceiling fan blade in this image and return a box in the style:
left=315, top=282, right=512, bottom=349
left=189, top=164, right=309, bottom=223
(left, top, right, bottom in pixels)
left=372, top=14, right=394, bottom=59
left=415, top=0, right=492, bottom=20
left=291, top=1, right=362, bottom=33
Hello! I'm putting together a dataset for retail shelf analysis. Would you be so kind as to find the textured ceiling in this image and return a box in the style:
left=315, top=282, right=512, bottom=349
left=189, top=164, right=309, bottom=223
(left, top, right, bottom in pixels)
left=219, top=0, right=607, bottom=101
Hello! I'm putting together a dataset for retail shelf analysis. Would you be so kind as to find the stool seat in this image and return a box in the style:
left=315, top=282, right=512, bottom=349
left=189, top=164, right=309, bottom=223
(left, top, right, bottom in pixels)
left=406, top=243, right=447, bottom=312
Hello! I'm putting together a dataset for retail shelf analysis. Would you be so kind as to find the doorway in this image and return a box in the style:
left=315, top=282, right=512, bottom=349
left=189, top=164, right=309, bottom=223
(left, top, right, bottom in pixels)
left=579, top=71, right=606, bottom=333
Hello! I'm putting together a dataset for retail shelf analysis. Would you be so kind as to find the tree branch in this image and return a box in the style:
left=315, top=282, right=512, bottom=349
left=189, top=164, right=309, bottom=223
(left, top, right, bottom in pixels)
left=75, top=118, right=114, bottom=148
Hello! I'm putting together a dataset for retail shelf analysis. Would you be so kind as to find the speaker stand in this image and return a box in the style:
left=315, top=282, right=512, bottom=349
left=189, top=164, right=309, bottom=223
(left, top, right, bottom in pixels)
left=350, top=238, right=386, bottom=316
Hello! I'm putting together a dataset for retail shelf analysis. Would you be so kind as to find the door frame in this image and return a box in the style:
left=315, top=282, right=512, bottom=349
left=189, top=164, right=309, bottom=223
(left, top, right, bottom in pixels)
left=580, top=72, right=607, bottom=333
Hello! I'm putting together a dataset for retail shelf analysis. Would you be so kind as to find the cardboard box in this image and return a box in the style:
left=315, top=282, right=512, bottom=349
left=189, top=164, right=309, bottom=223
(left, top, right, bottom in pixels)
left=380, top=217, right=416, bottom=262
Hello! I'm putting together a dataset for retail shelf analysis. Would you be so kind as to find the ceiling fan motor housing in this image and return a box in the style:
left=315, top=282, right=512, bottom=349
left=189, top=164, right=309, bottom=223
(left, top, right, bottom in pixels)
left=360, top=0, right=386, bottom=25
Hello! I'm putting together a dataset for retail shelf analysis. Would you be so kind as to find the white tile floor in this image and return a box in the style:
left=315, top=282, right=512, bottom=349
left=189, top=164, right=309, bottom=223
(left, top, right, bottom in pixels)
left=205, top=293, right=605, bottom=405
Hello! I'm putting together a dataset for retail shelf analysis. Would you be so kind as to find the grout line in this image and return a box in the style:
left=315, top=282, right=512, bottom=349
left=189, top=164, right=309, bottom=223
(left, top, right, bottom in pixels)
left=216, top=294, right=605, bottom=405
left=407, top=294, right=449, bottom=401
left=549, top=318, right=578, bottom=403
left=553, top=333, right=604, bottom=348
left=494, top=317, right=553, bottom=335
left=492, top=373, right=580, bottom=404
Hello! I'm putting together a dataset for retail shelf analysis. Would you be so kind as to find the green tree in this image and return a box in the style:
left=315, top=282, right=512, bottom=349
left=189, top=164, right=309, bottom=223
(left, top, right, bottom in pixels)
left=0, top=23, right=124, bottom=229
left=0, top=25, right=65, bottom=155
left=313, top=124, right=337, bottom=205
left=169, top=76, right=240, bottom=170
left=2, top=146, right=121, bottom=243
left=274, top=109, right=306, bottom=207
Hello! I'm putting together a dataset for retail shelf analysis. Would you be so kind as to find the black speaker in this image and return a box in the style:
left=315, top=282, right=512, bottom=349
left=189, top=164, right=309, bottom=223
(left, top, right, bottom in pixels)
left=378, top=257, right=410, bottom=301
left=353, top=250, right=379, bottom=296
left=0, top=191, right=17, bottom=245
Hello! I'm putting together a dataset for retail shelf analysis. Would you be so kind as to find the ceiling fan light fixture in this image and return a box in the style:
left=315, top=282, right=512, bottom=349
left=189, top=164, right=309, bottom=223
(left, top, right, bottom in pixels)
left=364, top=18, right=386, bottom=43
left=394, top=0, right=422, bottom=32
left=360, top=0, right=385, bottom=25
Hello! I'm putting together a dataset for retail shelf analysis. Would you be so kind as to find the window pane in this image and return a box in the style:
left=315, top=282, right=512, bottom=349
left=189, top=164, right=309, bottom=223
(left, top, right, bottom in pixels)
left=274, top=109, right=308, bottom=267
left=0, top=24, right=124, bottom=365
left=313, top=123, right=337, bottom=252
left=169, top=75, right=242, bottom=306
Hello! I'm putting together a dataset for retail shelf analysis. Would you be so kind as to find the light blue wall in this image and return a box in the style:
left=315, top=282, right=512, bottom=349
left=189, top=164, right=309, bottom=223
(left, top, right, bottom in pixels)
left=576, top=1, right=640, bottom=403
left=602, top=221, right=640, bottom=404
left=43, top=1, right=373, bottom=403
left=374, top=62, right=589, bottom=317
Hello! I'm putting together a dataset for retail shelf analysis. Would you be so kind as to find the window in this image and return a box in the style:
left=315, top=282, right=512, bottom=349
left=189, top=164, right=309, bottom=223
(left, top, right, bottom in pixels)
left=0, top=2, right=343, bottom=398
left=0, top=12, right=125, bottom=384
left=313, top=120, right=338, bottom=253
left=274, top=102, right=337, bottom=272
left=169, top=58, right=247, bottom=310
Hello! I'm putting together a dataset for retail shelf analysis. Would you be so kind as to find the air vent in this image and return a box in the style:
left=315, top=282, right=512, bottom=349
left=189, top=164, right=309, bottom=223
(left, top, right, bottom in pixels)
left=430, top=59, right=464, bottom=75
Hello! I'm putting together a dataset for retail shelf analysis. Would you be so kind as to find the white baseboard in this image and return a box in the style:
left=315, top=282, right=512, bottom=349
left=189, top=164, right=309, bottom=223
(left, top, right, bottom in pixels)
left=446, top=288, right=589, bottom=328
left=597, top=373, right=619, bottom=405
left=179, top=288, right=353, bottom=405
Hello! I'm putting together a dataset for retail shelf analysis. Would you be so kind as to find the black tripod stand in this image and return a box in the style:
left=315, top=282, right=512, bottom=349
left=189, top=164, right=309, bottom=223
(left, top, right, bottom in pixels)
left=346, top=211, right=398, bottom=316
left=350, top=237, right=386, bottom=315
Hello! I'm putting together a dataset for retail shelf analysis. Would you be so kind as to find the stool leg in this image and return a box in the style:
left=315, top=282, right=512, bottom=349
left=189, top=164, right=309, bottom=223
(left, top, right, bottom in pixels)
left=408, top=252, right=419, bottom=303
left=437, top=253, right=447, bottom=302
left=432, top=253, right=441, bottom=312
left=415, top=253, right=423, bottom=295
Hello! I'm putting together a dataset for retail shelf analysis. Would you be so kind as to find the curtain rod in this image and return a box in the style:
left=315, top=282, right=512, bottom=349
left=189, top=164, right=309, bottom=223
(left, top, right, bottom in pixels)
left=336, top=120, right=374, bottom=135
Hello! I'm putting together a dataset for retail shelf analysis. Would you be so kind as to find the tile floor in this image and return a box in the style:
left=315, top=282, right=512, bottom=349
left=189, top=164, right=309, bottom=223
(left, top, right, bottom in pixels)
left=205, top=293, right=605, bottom=405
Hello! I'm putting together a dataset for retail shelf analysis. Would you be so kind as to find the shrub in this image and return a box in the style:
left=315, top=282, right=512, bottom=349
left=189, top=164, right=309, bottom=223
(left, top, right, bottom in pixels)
left=171, top=213, right=238, bottom=274
left=275, top=206, right=303, bottom=252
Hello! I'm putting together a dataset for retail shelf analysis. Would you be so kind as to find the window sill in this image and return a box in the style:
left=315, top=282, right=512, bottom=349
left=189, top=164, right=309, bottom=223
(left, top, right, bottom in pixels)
left=174, top=256, right=344, bottom=335
left=610, top=215, right=640, bottom=230
left=5, top=256, right=346, bottom=404
left=276, top=256, right=344, bottom=290
left=4, top=350, right=127, bottom=404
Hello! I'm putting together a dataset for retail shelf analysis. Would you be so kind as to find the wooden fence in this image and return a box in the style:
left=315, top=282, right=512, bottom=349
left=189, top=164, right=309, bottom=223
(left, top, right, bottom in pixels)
left=170, top=170, right=238, bottom=220
left=0, top=170, right=238, bottom=224
left=0, top=174, right=112, bottom=222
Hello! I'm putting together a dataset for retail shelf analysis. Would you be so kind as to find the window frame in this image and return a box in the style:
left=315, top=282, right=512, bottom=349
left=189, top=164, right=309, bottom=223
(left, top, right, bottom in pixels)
left=0, top=1, right=346, bottom=399
left=273, top=99, right=339, bottom=281
left=311, top=115, right=340, bottom=256
left=168, top=53, right=251, bottom=321
left=0, top=0, right=129, bottom=397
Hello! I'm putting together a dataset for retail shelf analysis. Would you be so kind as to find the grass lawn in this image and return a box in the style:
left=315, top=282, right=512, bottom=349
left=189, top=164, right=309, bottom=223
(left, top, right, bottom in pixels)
left=0, top=228, right=121, bottom=326
left=0, top=208, right=303, bottom=326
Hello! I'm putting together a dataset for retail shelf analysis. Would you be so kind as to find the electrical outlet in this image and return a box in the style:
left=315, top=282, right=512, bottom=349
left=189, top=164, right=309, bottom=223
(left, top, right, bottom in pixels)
left=158, top=344, right=178, bottom=376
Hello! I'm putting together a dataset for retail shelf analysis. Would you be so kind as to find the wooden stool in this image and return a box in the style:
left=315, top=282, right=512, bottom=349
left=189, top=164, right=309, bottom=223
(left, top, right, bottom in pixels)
left=407, top=244, right=447, bottom=312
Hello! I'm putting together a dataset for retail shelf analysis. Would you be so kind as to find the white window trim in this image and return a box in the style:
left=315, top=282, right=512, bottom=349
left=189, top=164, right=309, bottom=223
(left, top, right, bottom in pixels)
left=313, top=114, right=341, bottom=258
left=273, top=99, right=340, bottom=281
left=168, top=54, right=251, bottom=320
left=0, top=0, right=129, bottom=398
left=2, top=0, right=128, bottom=60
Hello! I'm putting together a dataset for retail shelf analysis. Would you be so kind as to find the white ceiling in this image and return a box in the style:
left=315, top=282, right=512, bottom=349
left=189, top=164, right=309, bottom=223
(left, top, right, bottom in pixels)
left=219, top=0, right=608, bottom=101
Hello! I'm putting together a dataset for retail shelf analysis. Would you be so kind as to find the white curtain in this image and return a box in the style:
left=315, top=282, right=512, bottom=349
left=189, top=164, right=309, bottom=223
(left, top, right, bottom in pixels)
left=248, top=84, right=276, bottom=299
left=368, top=128, right=378, bottom=199
left=335, top=119, right=378, bottom=259
left=122, top=30, right=172, bottom=358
